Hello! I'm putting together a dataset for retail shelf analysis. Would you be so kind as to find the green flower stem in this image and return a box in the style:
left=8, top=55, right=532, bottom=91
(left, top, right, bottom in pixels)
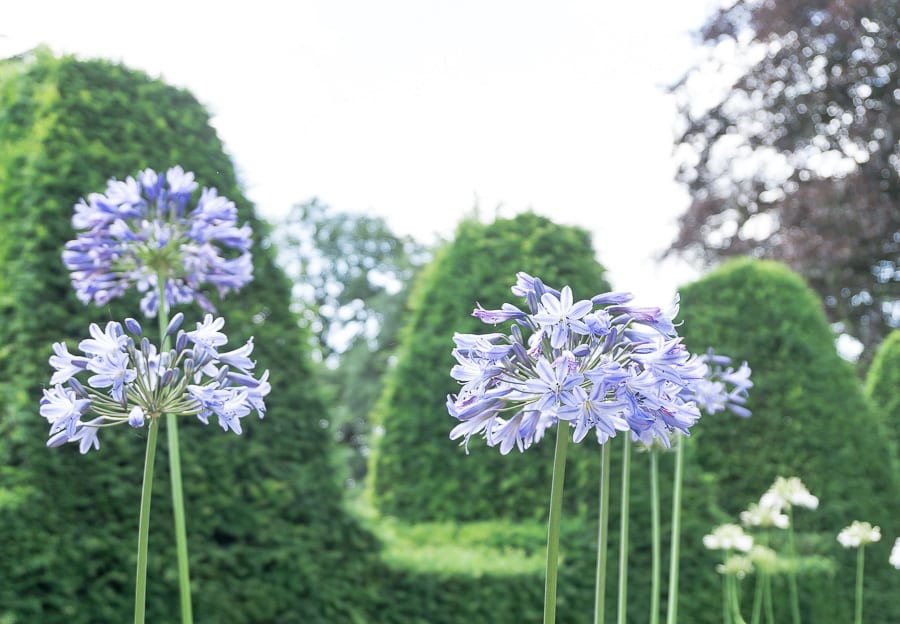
left=785, top=507, right=801, bottom=624
left=750, top=572, right=764, bottom=624
left=665, top=434, right=684, bottom=624
left=722, top=573, right=733, bottom=624
left=649, top=450, right=661, bottom=624
left=763, top=574, right=775, bottom=624
left=167, top=413, right=192, bottom=623
left=543, top=424, right=570, bottom=624
left=616, top=437, right=631, bottom=624
left=593, top=442, right=611, bottom=624
left=854, top=545, right=865, bottom=624
left=731, top=576, right=746, bottom=624
left=134, top=415, right=160, bottom=624
left=157, top=279, right=193, bottom=624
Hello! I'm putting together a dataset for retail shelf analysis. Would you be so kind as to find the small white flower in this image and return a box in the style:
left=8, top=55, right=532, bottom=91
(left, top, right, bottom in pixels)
left=741, top=501, right=790, bottom=529
left=889, top=538, right=900, bottom=569
left=716, top=554, right=754, bottom=578
left=761, top=476, right=819, bottom=511
left=704, top=523, right=753, bottom=552
left=837, top=521, right=881, bottom=548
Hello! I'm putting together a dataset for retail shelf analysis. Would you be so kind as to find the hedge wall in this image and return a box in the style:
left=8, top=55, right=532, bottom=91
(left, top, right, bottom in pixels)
left=676, top=258, right=900, bottom=623
left=0, top=50, right=381, bottom=623
left=368, top=212, right=611, bottom=522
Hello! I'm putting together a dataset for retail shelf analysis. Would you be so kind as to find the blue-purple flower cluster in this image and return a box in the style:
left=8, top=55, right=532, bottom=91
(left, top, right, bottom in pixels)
left=447, top=273, right=752, bottom=454
left=63, top=166, right=253, bottom=317
left=41, top=314, right=270, bottom=453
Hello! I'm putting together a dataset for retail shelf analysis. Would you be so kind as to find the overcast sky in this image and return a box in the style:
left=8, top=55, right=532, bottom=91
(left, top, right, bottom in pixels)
left=3, top=1, right=725, bottom=303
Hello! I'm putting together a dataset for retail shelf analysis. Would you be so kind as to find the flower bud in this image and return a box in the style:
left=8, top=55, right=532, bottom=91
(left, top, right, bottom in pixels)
left=175, top=330, right=189, bottom=352
left=128, top=406, right=145, bottom=428
left=165, top=312, right=184, bottom=336
left=125, top=317, right=142, bottom=336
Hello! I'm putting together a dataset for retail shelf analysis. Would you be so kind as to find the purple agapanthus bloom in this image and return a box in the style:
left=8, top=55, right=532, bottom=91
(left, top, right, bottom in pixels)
left=41, top=316, right=269, bottom=453
left=63, top=166, right=253, bottom=317
left=447, top=273, right=752, bottom=454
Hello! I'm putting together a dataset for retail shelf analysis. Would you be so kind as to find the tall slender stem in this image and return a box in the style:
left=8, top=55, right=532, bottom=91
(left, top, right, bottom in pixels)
left=616, top=437, right=631, bottom=624
left=785, top=507, right=801, bottom=624
left=722, top=573, right=733, bottom=624
left=543, top=425, right=570, bottom=624
left=854, top=546, right=865, bottom=624
left=750, top=572, right=764, bottom=624
left=157, top=278, right=193, bottom=624
left=665, top=434, right=684, bottom=624
left=134, top=415, right=161, bottom=624
left=649, top=450, right=661, bottom=624
left=731, top=575, right=746, bottom=624
left=593, top=442, right=611, bottom=624
left=763, top=574, right=775, bottom=624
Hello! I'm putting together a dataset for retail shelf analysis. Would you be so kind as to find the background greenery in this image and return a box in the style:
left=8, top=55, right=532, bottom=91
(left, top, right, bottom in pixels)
left=2, top=49, right=898, bottom=624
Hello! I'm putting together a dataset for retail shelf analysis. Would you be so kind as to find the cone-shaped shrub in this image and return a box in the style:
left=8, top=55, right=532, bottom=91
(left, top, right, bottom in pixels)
left=0, top=50, right=381, bottom=623
left=369, top=212, right=611, bottom=522
left=676, top=258, right=900, bottom=623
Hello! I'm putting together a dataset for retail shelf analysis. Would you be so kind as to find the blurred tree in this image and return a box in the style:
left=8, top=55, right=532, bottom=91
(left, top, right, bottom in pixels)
left=669, top=0, right=899, bottom=358
left=270, top=199, right=430, bottom=484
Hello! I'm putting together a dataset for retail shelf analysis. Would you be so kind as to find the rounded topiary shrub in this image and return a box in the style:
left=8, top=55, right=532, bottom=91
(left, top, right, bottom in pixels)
left=368, top=212, right=611, bottom=522
left=0, top=50, right=381, bottom=623
left=675, top=258, right=900, bottom=624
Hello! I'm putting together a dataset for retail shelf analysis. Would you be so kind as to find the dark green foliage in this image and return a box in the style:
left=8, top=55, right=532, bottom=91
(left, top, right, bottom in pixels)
left=676, top=258, right=900, bottom=623
left=368, top=212, right=611, bottom=522
left=865, top=329, right=900, bottom=451
left=0, top=50, right=381, bottom=623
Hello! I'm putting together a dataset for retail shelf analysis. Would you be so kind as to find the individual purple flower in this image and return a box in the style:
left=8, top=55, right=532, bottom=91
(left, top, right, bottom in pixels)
left=446, top=273, right=752, bottom=454
left=42, top=316, right=269, bottom=453
left=524, top=356, right=584, bottom=412
left=63, top=166, right=254, bottom=317
left=532, top=286, right=593, bottom=349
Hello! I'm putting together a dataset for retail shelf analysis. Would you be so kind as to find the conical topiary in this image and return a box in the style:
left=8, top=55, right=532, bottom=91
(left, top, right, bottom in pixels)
left=369, top=212, right=611, bottom=522
left=0, top=49, right=381, bottom=623
left=676, top=258, right=900, bottom=624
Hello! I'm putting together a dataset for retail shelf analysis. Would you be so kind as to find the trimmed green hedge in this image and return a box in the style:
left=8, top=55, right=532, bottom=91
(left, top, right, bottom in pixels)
left=865, top=329, right=900, bottom=452
left=0, top=50, right=381, bottom=623
left=676, top=258, right=900, bottom=623
left=368, top=212, right=611, bottom=522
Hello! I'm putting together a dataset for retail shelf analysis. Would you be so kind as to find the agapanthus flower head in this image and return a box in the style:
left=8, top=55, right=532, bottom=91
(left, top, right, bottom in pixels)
left=63, top=166, right=253, bottom=317
left=890, top=538, right=900, bottom=569
left=716, top=554, right=754, bottom=579
left=41, top=315, right=269, bottom=453
left=703, top=523, right=754, bottom=552
left=447, top=272, right=752, bottom=454
left=837, top=521, right=881, bottom=549
left=740, top=500, right=790, bottom=530
left=748, top=545, right=779, bottom=574
left=760, top=476, right=819, bottom=512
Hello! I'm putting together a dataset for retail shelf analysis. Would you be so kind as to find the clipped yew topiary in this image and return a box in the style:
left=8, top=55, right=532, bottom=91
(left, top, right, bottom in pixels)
left=0, top=50, right=382, bottom=623
left=865, top=329, right=900, bottom=452
left=676, top=258, right=900, bottom=624
left=369, top=212, right=611, bottom=522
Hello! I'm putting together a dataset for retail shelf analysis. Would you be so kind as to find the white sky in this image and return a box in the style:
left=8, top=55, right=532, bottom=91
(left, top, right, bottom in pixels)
left=2, top=1, right=724, bottom=304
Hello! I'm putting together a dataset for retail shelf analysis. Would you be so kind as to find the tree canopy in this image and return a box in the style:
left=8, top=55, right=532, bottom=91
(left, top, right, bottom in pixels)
left=670, top=0, right=899, bottom=356
left=271, top=199, right=430, bottom=484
